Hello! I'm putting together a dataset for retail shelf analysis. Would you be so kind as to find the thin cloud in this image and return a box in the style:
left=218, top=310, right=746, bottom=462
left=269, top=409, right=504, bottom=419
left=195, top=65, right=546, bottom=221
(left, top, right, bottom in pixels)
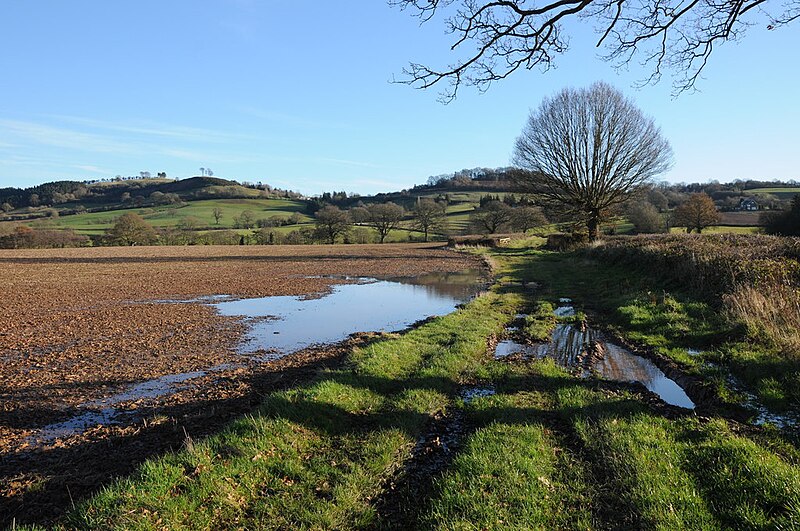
left=317, top=157, right=383, bottom=169
left=45, top=114, right=255, bottom=143
left=0, top=119, right=136, bottom=154
left=235, top=106, right=354, bottom=131
left=73, top=164, right=112, bottom=174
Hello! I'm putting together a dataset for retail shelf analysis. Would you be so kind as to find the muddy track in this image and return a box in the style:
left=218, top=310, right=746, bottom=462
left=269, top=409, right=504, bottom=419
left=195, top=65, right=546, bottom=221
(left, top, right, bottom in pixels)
left=0, top=339, right=357, bottom=527
left=373, top=408, right=474, bottom=530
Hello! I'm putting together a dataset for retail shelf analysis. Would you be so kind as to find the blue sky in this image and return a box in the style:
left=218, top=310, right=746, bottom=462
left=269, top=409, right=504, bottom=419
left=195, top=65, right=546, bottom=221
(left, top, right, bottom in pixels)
left=1, top=1, right=798, bottom=195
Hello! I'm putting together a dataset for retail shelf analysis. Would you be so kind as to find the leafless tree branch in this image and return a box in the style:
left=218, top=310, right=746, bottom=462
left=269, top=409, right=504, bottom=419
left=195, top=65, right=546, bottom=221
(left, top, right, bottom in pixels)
left=392, top=0, right=797, bottom=99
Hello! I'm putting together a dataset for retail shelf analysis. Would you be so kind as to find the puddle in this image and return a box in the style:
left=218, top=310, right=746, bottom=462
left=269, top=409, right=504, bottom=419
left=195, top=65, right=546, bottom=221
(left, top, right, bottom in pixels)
left=30, top=370, right=211, bottom=445
left=496, top=304, right=695, bottom=409
left=714, top=366, right=800, bottom=429
left=461, top=386, right=496, bottom=403
left=687, top=348, right=702, bottom=356
left=594, top=343, right=695, bottom=409
left=215, top=272, right=485, bottom=357
left=28, top=270, right=486, bottom=445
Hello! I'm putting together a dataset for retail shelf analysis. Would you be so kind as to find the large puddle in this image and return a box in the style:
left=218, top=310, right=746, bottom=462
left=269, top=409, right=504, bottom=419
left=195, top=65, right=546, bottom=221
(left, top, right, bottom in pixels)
left=29, top=270, right=486, bottom=444
left=215, top=271, right=486, bottom=358
left=496, top=303, right=696, bottom=410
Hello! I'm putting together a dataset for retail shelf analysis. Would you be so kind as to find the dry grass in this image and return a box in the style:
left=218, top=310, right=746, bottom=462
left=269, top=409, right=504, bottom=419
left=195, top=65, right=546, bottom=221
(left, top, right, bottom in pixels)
left=723, top=283, right=800, bottom=356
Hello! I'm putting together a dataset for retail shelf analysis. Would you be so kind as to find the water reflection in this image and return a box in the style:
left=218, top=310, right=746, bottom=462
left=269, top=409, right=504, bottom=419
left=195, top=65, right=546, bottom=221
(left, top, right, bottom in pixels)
left=384, top=269, right=487, bottom=300
left=216, top=272, right=485, bottom=357
left=495, top=304, right=695, bottom=409
left=26, top=270, right=487, bottom=446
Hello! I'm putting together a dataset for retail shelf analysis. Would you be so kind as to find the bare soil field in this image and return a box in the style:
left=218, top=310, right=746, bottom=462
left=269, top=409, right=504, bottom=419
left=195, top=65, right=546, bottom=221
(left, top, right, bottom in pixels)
left=718, top=211, right=763, bottom=226
left=0, top=243, right=482, bottom=524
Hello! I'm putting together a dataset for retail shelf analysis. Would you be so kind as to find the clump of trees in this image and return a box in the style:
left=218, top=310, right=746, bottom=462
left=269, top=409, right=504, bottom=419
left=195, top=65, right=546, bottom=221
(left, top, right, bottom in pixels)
left=470, top=201, right=514, bottom=234
left=314, top=206, right=351, bottom=244
left=0, top=226, right=89, bottom=249
left=470, top=200, right=548, bottom=234
left=356, top=203, right=406, bottom=243
left=412, top=199, right=447, bottom=241
left=762, top=195, right=800, bottom=236
left=626, top=202, right=666, bottom=234
left=107, top=213, right=159, bottom=246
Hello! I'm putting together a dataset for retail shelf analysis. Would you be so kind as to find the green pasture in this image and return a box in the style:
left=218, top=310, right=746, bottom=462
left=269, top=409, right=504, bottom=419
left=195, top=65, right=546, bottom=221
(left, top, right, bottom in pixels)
left=25, top=198, right=310, bottom=234
left=669, top=225, right=761, bottom=235
left=745, top=187, right=800, bottom=198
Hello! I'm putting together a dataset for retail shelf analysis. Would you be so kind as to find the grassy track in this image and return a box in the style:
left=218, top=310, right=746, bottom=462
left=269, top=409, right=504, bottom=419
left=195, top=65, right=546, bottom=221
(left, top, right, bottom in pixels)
left=52, top=293, right=519, bottom=529
left=424, top=356, right=800, bottom=530
left=490, top=240, right=800, bottom=413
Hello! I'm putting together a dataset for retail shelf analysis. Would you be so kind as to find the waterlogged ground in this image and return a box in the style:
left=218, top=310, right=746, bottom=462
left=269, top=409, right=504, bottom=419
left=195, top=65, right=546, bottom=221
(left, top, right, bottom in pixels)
left=0, top=244, right=484, bottom=524
left=494, top=302, right=695, bottom=409
left=4, top=241, right=800, bottom=529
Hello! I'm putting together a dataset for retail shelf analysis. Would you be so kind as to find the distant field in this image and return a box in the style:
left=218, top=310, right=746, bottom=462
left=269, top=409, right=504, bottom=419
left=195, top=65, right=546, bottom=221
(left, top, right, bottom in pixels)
left=746, top=187, right=800, bottom=198
left=718, top=211, right=764, bottom=226
left=11, top=198, right=310, bottom=234
left=670, top=225, right=761, bottom=234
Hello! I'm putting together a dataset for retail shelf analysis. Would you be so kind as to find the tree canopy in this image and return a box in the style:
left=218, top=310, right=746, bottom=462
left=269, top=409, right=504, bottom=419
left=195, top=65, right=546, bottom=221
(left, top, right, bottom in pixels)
left=412, top=199, right=447, bottom=241
left=512, top=82, right=672, bottom=239
left=364, top=203, right=406, bottom=243
left=107, top=213, right=158, bottom=246
left=315, top=206, right=351, bottom=244
left=393, top=0, right=797, bottom=100
left=671, top=193, right=721, bottom=233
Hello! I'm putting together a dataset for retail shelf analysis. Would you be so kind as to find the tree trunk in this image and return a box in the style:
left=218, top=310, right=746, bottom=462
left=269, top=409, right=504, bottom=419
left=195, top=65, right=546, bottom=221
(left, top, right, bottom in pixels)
left=587, top=211, right=600, bottom=241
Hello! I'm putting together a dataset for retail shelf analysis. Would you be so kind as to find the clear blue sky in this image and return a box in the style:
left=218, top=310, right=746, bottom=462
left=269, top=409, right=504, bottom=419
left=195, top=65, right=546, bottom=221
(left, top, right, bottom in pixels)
left=1, top=1, right=798, bottom=195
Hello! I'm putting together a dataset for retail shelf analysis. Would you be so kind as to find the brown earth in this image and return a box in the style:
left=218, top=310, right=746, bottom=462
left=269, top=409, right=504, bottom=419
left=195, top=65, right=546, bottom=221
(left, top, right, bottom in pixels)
left=0, top=243, right=482, bottom=525
left=717, top=211, right=763, bottom=226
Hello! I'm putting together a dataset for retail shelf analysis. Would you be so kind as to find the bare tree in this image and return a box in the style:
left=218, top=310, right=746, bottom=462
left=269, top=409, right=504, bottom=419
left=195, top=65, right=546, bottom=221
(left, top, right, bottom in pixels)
left=470, top=201, right=514, bottom=234
left=206, top=168, right=214, bottom=177
left=315, top=205, right=352, bottom=244
left=412, top=198, right=447, bottom=241
left=512, top=82, right=672, bottom=240
left=365, top=202, right=406, bottom=243
left=392, top=0, right=797, bottom=100
left=212, top=207, right=223, bottom=225
left=511, top=205, right=548, bottom=233
left=199, top=167, right=205, bottom=176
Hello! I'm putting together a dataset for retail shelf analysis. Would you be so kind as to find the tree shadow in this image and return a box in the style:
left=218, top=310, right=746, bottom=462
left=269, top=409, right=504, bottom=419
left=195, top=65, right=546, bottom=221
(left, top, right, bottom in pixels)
left=1, top=338, right=705, bottom=530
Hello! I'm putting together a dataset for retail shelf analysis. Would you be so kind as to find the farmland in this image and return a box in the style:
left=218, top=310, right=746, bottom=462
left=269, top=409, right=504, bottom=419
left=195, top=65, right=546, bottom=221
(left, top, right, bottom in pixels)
left=0, top=244, right=481, bottom=524
left=2, top=236, right=800, bottom=529
left=20, top=198, right=312, bottom=234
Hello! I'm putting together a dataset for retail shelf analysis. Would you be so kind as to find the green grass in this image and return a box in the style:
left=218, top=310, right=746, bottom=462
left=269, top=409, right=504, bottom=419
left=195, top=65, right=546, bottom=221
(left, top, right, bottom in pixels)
left=426, top=354, right=800, bottom=530
left=56, top=292, right=520, bottom=529
left=22, top=198, right=309, bottom=234
left=24, top=239, right=800, bottom=530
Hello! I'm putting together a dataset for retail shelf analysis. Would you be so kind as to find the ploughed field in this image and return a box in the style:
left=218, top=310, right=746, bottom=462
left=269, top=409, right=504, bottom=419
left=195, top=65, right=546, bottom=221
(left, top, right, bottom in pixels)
left=0, top=243, right=481, bottom=523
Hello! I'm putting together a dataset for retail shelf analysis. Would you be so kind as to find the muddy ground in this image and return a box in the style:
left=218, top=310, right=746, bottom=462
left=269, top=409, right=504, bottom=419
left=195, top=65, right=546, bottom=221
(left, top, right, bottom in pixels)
left=0, top=243, right=482, bottom=525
